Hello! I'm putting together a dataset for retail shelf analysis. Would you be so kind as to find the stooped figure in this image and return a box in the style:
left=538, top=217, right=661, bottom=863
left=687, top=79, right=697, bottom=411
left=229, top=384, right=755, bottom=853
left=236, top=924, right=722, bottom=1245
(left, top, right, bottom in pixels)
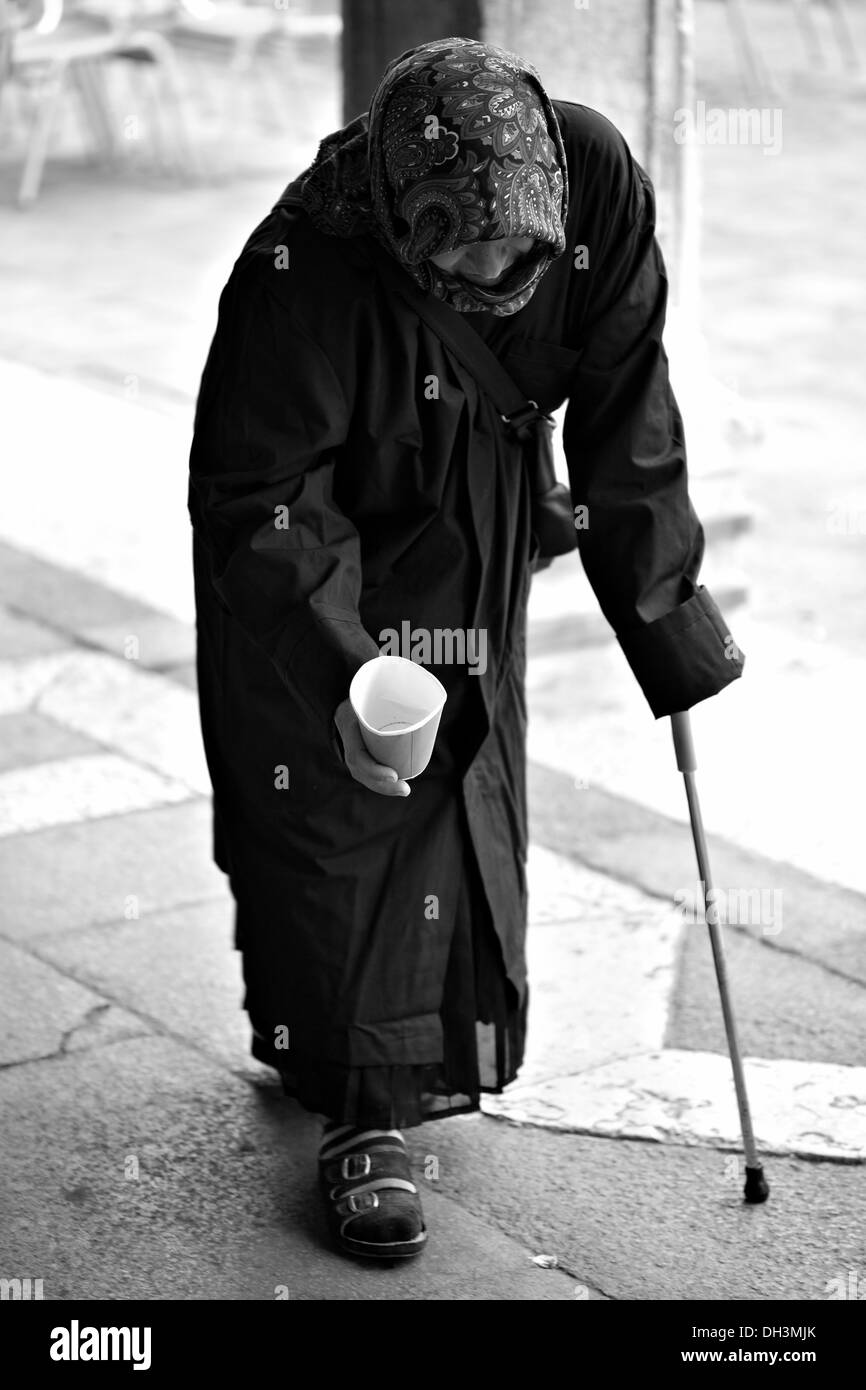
left=188, top=36, right=744, bottom=1261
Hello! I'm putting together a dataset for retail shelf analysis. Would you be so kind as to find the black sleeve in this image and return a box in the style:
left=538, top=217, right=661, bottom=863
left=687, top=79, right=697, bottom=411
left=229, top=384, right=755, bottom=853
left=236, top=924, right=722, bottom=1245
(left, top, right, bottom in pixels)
left=188, top=257, right=380, bottom=736
left=563, top=160, right=745, bottom=717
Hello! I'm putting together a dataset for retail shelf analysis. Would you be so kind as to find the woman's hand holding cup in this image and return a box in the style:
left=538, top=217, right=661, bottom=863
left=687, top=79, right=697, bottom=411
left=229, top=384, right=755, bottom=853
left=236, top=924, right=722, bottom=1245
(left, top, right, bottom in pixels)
left=333, top=698, right=411, bottom=796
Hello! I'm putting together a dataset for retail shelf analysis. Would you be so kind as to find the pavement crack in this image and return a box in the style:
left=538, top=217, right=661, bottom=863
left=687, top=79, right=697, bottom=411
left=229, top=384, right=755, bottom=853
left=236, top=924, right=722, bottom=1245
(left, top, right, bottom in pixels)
left=0, top=1049, right=64, bottom=1071
left=5, top=940, right=262, bottom=1086
left=57, top=1000, right=112, bottom=1054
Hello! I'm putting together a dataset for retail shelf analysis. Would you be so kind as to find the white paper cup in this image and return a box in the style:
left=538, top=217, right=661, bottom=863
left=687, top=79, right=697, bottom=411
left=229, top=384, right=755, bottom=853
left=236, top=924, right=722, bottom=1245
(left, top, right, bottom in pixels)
left=349, top=656, right=448, bottom=780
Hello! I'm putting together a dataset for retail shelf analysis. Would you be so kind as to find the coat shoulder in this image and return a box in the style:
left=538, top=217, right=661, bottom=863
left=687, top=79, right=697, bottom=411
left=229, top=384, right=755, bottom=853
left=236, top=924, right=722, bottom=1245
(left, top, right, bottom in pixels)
left=551, top=99, right=649, bottom=237
left=231, top=203, right=376, bottom=338
left=551, top=100, right=633, bottom=173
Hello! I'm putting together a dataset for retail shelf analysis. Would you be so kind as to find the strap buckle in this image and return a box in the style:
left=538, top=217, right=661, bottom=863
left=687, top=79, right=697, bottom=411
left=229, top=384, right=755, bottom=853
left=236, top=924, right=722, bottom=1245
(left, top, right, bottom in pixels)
left=340, top=1153, right=372, bottom=1180
left=501, top=400, right=554, bottom=432
left=345, top=1191, right=379, bottom=1215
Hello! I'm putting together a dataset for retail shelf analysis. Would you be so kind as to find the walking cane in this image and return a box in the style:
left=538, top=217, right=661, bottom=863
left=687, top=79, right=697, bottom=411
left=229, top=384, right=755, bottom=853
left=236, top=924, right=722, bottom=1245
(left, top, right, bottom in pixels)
left=671, top=711, right=770, bottom=1203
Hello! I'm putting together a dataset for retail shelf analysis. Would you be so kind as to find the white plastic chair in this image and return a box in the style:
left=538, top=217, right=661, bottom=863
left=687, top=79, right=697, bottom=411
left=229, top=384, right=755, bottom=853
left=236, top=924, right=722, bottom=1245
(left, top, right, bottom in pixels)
left=165, top=0, right=340, bottom=136
left=724, top=0, right=860, bottom=97
left=1, top=0, right=197, bottom=205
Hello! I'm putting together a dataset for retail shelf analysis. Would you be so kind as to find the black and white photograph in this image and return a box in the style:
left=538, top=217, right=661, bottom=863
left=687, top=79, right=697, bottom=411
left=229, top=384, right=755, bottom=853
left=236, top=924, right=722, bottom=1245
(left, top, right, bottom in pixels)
left=0, top=0, right=864, bottom=1348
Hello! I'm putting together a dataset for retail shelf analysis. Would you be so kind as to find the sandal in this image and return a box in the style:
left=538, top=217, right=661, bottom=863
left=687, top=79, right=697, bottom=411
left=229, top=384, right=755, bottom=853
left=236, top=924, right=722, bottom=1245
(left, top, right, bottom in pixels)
left=318, top=1123, right=427, bottom=1260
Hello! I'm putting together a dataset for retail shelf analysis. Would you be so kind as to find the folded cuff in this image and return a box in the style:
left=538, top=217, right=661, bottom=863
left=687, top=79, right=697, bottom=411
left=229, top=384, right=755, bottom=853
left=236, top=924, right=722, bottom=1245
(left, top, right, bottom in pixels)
left=616, top=585, right=745, bottom=718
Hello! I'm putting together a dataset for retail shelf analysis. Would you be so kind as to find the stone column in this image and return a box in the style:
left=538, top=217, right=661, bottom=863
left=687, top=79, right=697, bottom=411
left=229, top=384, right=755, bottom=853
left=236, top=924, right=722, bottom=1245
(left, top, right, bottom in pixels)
left=341, top=0, right=482, bottom=121
left=481, top=0, right=690, bottom=305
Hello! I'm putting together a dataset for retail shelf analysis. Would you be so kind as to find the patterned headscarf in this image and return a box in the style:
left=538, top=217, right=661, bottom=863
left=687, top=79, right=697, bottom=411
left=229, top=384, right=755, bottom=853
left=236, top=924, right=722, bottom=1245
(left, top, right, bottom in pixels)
left=295, top=37, right=568, bottom=315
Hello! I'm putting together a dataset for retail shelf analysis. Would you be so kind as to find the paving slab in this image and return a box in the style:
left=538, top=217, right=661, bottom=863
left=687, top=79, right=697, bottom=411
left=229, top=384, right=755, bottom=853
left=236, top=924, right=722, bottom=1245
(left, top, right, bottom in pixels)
left=37, top=650, right=211, bottom=795
left=79, top=615, right=196, bottom=671
left=407, top=1114, right=866, bottom=1302
left=0, top=710, right=102, bottom=774
left=512, top=846, right=683, bottom=1087
left=0, top=1036, right=583, bottom=1300
left=0, top=365, right=196, bottom=626
left=528, top=841, right=678, bottom=928
left=0, top=608, right=70, bottom=660
left=669, top=914, right=866, bottom=1068
left=0, top=540, right=159, bottom=637
left=0, top=938, right=149, bottom=1067
left=28, top=849, right=681, bottom=1089
left=485, top=1050, right=866, bottom=1163
left=32, top=898, right=252, bottom=1073
left=0, top=649, right=210, bottom=793
left=0, top=651, right=83, bottom=717
left=0, top=753, right=191, bottom=837
left=0, top=798, right=225, bottom=940
left=527, top=614, right=866, bottom=896
left=528, top=759, right=866, bottom=988
left=37, top=651, right=209, bottom=793
left=162, top=660, right=198, bottom=690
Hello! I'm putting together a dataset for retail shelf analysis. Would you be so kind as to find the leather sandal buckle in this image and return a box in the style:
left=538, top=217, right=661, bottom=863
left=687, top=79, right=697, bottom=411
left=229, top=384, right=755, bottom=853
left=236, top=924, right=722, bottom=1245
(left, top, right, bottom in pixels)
left=341, top=1152, right=372, bottom=1180
left=346, top=1191, right=379, bottom=1214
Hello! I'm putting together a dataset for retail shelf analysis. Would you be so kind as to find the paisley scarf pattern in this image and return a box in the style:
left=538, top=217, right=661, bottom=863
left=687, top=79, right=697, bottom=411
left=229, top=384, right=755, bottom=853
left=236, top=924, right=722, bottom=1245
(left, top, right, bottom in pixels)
left=296, top=37, right=568, bottom=315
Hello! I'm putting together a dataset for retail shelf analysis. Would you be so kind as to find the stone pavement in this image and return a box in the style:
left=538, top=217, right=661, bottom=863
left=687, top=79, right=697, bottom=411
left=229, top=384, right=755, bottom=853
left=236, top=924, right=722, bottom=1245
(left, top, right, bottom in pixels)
left=1, top=529, right=865, bottom=1301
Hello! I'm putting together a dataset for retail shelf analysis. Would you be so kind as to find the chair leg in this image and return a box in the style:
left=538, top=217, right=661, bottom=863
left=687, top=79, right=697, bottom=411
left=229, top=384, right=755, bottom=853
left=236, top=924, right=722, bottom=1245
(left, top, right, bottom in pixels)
left=725, top=0, right=776, bottom=97
left=258, top=38, right=296, bottom=134
left=826, top=0, right=861, bottom=72
left=137, top=54, right=173, bottom=173
left=70, top=59, right=120, bottom=165
left=228, top=27, right=266, bottom=81
left=19, top=64, right=66, bottom=205
left=2, top=71, right=31, bottom=148
left=129, top=31, right=204, bottom=179
left=791, top=0, right=825, bottom=67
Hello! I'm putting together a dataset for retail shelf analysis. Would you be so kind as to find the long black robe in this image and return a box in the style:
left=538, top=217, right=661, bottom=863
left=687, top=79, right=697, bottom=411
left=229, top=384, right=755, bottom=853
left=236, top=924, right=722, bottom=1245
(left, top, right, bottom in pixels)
left=188, top=101, right=744, bottom=1126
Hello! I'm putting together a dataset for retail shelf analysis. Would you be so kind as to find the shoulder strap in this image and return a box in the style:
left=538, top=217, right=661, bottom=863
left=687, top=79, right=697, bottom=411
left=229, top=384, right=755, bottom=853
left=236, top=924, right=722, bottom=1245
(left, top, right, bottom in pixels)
left=273, top=186, right=544, bottom=431
left=367, top=241, right=544, bottom=430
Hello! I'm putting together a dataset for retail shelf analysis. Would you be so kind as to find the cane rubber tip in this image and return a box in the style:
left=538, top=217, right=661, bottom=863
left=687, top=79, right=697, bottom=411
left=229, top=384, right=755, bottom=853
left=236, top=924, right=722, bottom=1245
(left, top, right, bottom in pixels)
left=744, top=1166, right=770, bottom=1204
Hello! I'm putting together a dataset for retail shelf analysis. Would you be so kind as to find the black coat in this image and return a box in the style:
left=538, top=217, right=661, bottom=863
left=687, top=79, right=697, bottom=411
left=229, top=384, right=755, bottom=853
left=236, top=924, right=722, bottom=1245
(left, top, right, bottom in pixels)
left=188, top=101, right=743, bottom=1104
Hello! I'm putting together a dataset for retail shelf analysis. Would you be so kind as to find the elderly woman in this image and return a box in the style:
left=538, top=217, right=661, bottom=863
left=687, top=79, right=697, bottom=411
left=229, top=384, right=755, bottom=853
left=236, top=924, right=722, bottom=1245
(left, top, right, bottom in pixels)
left=188, top=36, right=743, bottom=1262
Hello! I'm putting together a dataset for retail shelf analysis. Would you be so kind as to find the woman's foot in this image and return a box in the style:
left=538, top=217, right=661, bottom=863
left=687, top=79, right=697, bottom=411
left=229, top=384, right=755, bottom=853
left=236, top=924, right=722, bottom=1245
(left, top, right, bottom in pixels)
left=318, top=1121, right=427, bottom=1260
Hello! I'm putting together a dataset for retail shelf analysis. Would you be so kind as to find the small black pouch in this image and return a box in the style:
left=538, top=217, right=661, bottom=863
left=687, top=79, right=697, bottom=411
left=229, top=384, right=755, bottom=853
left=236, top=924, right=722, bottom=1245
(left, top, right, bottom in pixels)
left=506, top=404, right=578, bottom=560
